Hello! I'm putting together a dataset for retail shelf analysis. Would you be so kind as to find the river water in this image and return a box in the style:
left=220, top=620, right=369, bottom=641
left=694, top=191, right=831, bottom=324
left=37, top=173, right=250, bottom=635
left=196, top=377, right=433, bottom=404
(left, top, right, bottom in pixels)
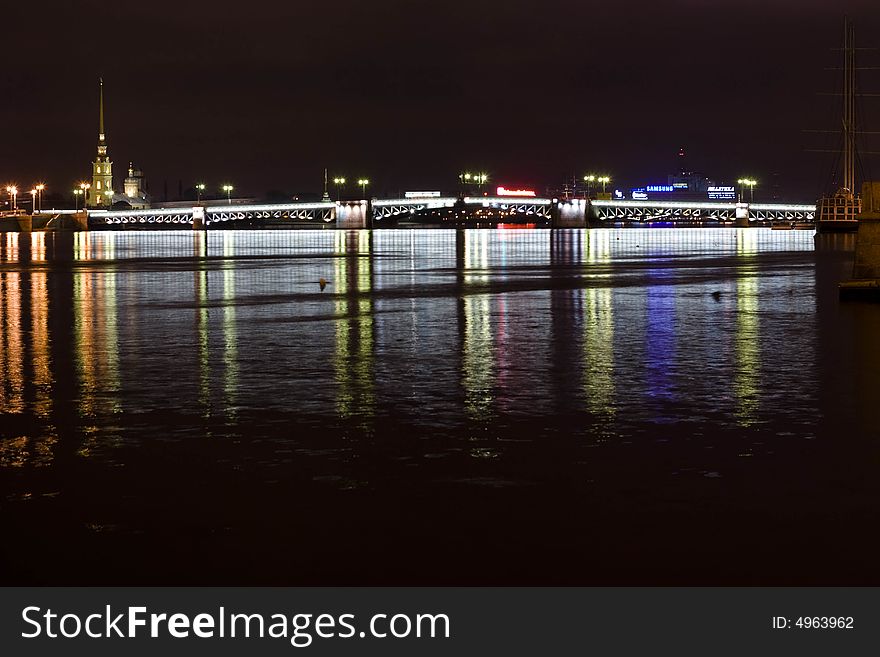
left=1, top=228, right=879, bottom=584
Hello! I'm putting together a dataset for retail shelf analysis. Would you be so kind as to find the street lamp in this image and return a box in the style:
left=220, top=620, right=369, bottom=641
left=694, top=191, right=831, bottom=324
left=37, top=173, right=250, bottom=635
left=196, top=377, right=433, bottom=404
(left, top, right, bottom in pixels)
left=737, top=178, right=757, bottom=203
left=73, top=188, right=83, bottom=210
left=333, top=177, right=346, bottom=201
left=5, top=186, right=17, bottom=211
left=196, top=183, right=206, bottom=203
left=222, top=184, right=234, bottom=204
left=357, top=178, right=369, bottom=197
left=583, top=174, right=596, bottom=197
left=79, top=182, right=90, bottom=208
left=35, top=183, right=45, bottom=213
left=597, top=176, right=611, bottom=193
left=104, top=189, right=114, bottom=205
left=30, top=189, right=37, bottom=213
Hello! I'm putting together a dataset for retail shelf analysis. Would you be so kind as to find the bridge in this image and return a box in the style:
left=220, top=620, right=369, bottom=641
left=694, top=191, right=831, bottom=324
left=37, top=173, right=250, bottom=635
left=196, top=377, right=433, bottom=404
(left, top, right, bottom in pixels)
left=591, top=200, right=816, bottom=223
left=30, top=197, right=816, bottom=230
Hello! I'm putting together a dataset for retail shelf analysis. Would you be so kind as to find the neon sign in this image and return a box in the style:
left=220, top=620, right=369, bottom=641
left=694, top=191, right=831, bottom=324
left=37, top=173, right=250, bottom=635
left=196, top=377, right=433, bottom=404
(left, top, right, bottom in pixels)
left=496, top=187, right=536, bottom=197
left=646, top=185, right=674, bottom=193
left=707, top=186, right=736, bottom=200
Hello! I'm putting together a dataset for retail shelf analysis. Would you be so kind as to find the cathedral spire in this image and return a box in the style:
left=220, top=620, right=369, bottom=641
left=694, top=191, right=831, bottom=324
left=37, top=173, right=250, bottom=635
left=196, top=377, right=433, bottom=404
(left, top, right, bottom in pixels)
left=99, top=77, right=105, bottom=141
left=90, top=77, right=112, bottom=207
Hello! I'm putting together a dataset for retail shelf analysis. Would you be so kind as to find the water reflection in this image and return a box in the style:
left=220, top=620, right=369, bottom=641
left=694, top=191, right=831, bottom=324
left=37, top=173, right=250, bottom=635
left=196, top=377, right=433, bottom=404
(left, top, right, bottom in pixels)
left=0, top=228, right=824, bottom=459
left=333, top=230, right=375, bottom=421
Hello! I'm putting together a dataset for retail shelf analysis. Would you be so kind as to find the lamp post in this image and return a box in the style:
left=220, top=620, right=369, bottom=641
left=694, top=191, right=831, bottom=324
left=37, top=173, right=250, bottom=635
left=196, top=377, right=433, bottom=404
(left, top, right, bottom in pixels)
left=73, top=189, right=83, bottom=210
left=583, top=174, right=596, bottom=198
left=459, top=172, right=489, bottom=194
left=333, top=177, right=346, bottom=201
left=222, top=184, right=233, bottom=204
left=79, top=182, right=90, bottom=208
left=5, top=186, right=17, bottom=212
left=35, top=183, right=45, bottom=213
left=737, top=178, right=757, bottom=203
left=598, top=176, right=611, bottom=194
left=196, top=183, right=206, bottom=203
left=30, top=189, right=37, bottom=213
left=104, top=189, right=114, bottom=205
left=357, top=178, right=369, bottom=198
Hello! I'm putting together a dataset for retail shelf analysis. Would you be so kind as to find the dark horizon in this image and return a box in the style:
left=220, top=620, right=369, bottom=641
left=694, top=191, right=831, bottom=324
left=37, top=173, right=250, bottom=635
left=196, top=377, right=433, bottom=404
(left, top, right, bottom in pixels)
left=3, top=0, right=879, bottom=201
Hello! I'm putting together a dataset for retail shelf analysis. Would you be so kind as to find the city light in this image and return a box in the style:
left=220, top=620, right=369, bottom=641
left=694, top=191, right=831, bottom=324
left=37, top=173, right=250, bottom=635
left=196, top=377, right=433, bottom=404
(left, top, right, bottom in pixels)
left=459, top=172, right=489, bottom=193
left=333, top=177, right=346, bottom=200
left=5, top=185, right=18, bottom=211
left=598, top=176, right=611, bottom=193
left=222, top=184, right=234, bottom=204
left=358, top=178, right=369, bottom=197
left=583, top=174, right=597, bottom=198
left=196, top=183, right=206, bottom=203
left=35, top=183, right=45, bottom=212
left=497, top=186, right=537, bottom=197
left=737, top=178, right=758, bottom=202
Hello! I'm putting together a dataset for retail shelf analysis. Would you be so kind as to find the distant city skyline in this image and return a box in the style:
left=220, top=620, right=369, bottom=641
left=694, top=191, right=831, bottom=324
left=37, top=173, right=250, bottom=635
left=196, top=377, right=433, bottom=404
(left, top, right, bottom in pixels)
left=2, top=0, right=879, bottom=200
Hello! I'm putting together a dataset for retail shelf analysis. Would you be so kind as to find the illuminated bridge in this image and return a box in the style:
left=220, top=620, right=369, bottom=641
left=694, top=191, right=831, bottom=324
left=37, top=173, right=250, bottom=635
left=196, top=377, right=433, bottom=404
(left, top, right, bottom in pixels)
left=591, top=200, right=816, bottom=223
left=77, top=197, right=815, bottom=229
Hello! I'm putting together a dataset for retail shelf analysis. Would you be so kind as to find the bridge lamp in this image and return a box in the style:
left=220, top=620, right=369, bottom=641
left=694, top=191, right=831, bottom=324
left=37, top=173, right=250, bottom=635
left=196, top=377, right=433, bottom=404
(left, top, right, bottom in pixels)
left=73, top=188, right=83, bottom=210
left=196, top=183, right=206, bottom=203
left=357, top=178, right=369, bottom=197
left=598, top=176, right=611, bottom=193
left=104, top=189, right=113, bottom=203
left=6, top=185, right=17, bottom=211
left=35, top=183, right=45, bottom=212
left=333, top=177, right=346, bottom=200
left=222, top=184, right=234, bottom=204
left=583, top=175, right=596, bottom=197
left=30, top=189, right=37, bottom=212
left=737, top=178, right=757, bottom=203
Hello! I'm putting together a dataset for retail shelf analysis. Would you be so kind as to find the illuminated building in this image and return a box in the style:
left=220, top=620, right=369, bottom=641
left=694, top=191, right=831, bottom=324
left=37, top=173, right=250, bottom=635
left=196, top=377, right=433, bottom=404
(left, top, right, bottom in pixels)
left=120, top=163, right=151, bottom=209
left=89, top=79, right=113, bottom=208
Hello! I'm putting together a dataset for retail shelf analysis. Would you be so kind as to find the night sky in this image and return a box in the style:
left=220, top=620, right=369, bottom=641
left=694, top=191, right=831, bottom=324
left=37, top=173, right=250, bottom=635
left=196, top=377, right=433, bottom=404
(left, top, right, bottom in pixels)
left=3, top=0, right=879, bottom=200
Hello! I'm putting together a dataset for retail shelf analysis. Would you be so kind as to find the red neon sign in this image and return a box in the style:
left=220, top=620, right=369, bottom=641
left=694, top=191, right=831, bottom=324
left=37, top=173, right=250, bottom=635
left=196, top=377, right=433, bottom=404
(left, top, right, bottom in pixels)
left=496, top=186, right=536, bottom=197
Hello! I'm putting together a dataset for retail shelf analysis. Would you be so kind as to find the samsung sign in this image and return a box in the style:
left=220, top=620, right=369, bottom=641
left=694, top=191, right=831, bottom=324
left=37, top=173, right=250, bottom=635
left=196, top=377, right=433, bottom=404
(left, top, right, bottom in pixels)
left=708, top=186, right=736, bottom=200
left=646, top=185, right=674, bottom=193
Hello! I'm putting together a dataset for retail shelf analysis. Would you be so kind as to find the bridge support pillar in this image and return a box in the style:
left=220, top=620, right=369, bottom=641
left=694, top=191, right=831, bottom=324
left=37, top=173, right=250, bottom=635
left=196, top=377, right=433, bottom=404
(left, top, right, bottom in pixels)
left=551, top=198, right=587, bottom=228
left=70, top=211, right=89, bottom=231
left=336, top=201, right=373, bottom=229
left=735, top=202, right=750, bottom=227
left=192, top=206, right=207, bottom=230
left=16, top=215, right=32, bottom=232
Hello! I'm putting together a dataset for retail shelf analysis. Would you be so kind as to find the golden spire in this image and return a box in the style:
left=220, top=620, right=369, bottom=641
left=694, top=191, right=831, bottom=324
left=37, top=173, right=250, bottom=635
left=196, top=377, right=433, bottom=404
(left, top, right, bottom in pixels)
left=99, top=78, right=105, bottom=141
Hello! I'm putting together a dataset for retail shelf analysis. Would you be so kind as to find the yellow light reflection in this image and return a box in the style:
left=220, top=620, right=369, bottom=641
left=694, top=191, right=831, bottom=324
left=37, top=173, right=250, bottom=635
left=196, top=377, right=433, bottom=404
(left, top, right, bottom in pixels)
left=734, top=275, right=760, bottom=426
left=582, top=286, right=616, bottom=419
left=334, top=231, right=375, bottom=420
left=0, top=271, right=24, bottom=413
left=74, top=254, right=121, bottom=454
left=223, top=232, right=239, bottom=415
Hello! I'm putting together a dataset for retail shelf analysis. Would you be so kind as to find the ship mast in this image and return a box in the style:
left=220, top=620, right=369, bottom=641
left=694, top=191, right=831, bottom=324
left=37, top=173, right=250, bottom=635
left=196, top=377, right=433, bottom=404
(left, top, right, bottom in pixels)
left=843, top=17, right=856, bottom=197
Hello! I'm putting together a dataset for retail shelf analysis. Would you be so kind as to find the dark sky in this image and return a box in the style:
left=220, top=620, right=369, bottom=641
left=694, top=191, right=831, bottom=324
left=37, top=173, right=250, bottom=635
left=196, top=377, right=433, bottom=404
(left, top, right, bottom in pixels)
left=3, top=0, right=879, bottom=200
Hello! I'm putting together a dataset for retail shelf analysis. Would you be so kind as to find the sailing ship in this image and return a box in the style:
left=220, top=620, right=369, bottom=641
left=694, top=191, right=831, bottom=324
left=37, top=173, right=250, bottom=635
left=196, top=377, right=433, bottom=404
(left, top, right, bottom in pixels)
left=816, top=18, right=862, bottom=233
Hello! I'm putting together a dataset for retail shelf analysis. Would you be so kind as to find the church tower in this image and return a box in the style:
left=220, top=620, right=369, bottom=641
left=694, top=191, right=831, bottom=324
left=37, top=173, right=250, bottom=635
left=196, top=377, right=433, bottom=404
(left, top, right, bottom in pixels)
left=89, top=79, right=113, bottom=207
